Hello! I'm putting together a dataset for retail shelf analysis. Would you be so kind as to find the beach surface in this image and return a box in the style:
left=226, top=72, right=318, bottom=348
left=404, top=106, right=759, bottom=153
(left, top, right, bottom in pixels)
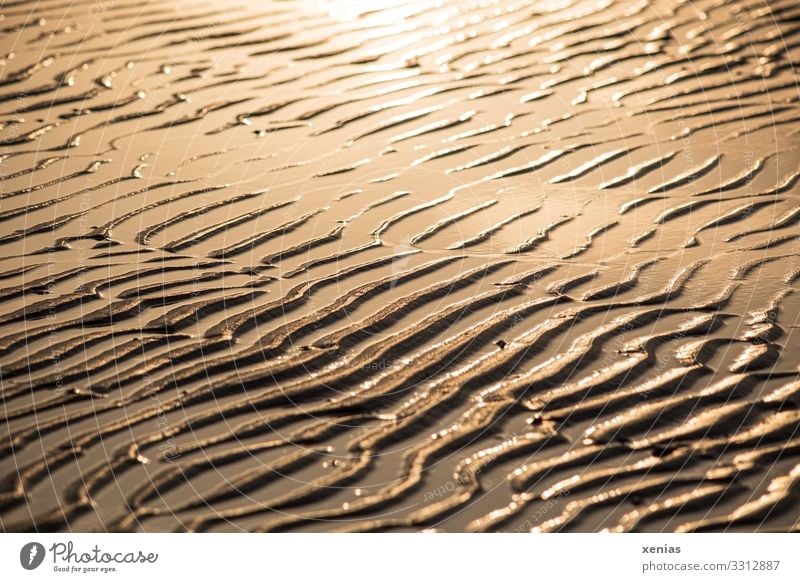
left=1, top=0, right=799, bottom=532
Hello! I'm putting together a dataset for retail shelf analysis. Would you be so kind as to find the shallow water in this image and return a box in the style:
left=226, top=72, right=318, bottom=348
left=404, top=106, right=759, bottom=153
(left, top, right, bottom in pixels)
left=0, top=0, right=799, bottom=532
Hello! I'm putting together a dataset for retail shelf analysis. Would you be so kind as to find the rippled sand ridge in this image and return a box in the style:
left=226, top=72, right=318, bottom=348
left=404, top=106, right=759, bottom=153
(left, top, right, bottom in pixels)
left=1, top=0, right=799, bottom=532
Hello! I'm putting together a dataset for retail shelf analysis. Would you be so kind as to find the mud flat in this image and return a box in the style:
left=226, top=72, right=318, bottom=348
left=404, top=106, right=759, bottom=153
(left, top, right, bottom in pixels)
left=0, top=0, right=799, bottom=532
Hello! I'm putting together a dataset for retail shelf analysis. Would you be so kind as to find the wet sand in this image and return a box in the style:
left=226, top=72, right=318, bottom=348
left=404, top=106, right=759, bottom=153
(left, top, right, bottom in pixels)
left=0, top=0, right=799, bottom=532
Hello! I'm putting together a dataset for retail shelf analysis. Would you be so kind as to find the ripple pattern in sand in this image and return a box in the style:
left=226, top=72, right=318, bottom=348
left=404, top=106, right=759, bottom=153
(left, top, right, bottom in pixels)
left=1, top=0, right=799, bottom=532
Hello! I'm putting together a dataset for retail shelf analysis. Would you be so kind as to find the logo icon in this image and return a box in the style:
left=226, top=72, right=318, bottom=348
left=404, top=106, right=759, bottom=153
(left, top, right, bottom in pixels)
left=20, top=542, right=46, bottom=570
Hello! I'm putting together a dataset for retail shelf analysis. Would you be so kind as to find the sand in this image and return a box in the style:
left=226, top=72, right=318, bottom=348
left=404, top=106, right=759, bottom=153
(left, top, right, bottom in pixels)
left=0, top=0, right=799, bottom=532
